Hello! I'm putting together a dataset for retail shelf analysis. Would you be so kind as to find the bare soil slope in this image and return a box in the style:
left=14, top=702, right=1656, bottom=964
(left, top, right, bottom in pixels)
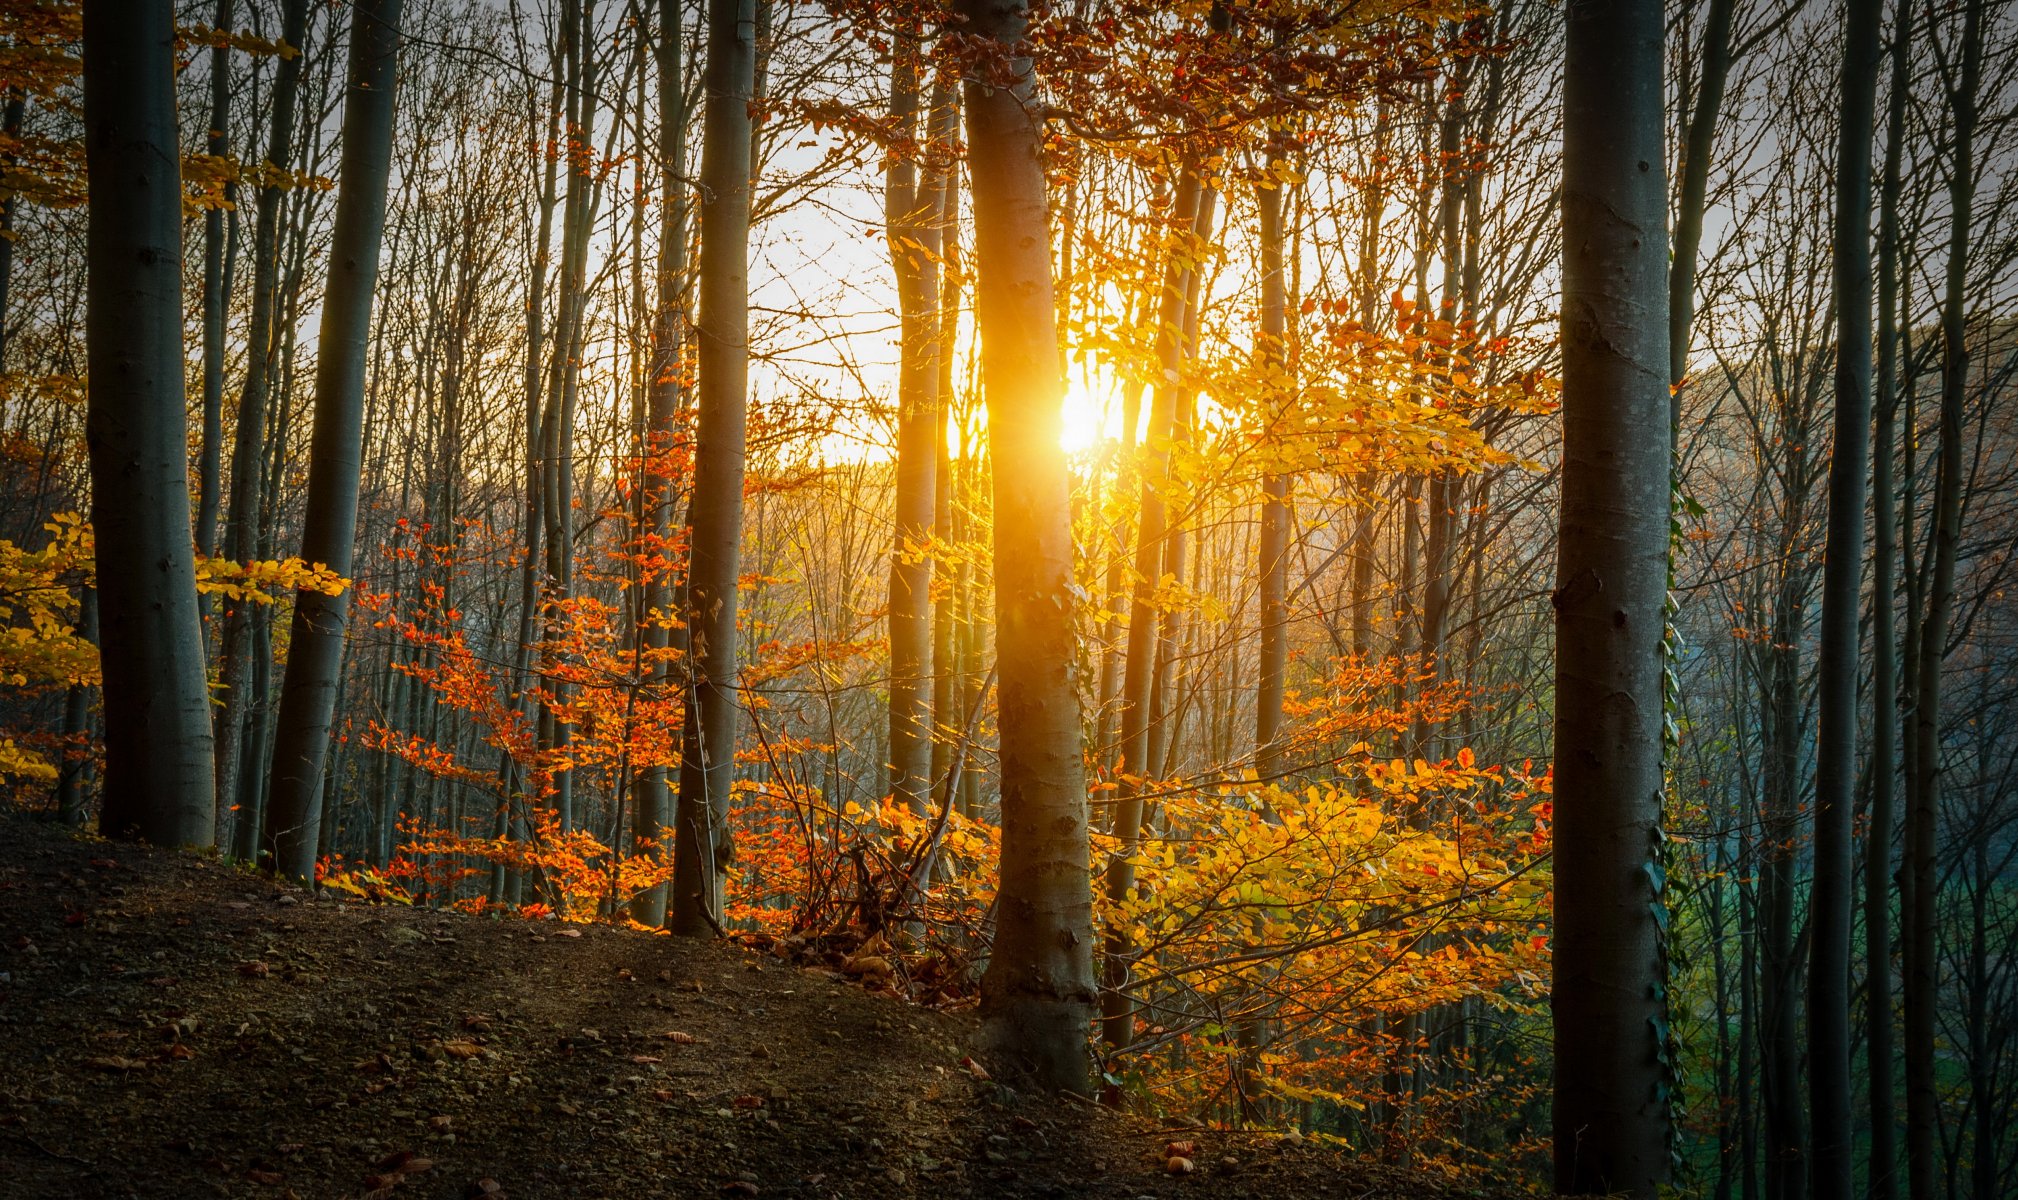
left=0, top=814, right=1517, bottom=1199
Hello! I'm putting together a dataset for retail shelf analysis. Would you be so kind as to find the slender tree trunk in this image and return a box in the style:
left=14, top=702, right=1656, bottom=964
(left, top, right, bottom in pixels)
left=1253, top=151, right=1289, bottom=785
left=196, top=0, right=234, bottom=638
left=83, top=0, right=218, bottom=846
left=960, top=0, right=1095, bottom=1094
left=1905, top=5, right=1980, bottom=1195
left=1102, top=165, right=1200, bottom=1052
left=884, top=29, right=943, bottom=816
left=264, top=0, right=404, bottom=881
left=670, top=0, right=757, bottom=936
left=1864, top=11, right=1913, bottom=1195
left=930, top=86, right=963, bottom=803
left=55, top=588, right=97, bottom=826
left=216, top=0, right=309, bottom=854
left=1552, top=1, right=1671, bottom=1193
left=630, top=0, right=690, bottom=928
left=1667, top=0, right=1734, bottom=406
left=1809, top=1, right=1882, bottom=1192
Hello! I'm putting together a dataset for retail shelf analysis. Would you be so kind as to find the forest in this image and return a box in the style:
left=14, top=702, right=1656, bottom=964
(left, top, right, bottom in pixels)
left=0, top=0, right=2014, bottom=1196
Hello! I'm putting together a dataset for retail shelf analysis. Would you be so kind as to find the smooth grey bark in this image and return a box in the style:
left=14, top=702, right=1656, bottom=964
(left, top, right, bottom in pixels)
left=263, top=0, right=404, bottom=881
left=1552, top=0, right=1672, bottom=1194
left=884, top=29, right=944, bottom=817
left=83, top=0, right=218, bottom=846
left=630, top=0, right=691, bottom=929
left=670, top=0, right=756, bottom=937
left=215, top=0, right=309, bottom=854
left=960, top=0, right=1096, bottom=1094
left=1809, top=1, right=1883, bottom=1193
left=1864, top=8, right=1914, bottom=1195
left=1905, top=3, right=1981, bottom=1195
left=539, top=0, right=603, bottom=836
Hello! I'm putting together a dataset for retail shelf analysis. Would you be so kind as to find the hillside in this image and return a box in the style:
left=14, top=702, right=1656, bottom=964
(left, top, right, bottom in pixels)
left=0, top=816, right=1515, bottom=1200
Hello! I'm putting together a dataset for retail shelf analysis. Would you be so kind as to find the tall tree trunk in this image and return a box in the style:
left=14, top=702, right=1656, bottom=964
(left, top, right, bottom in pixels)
left=1552, top=1, right=1671, bottom=1193
left=1865, top=10, right=1914, bottom=1194
left=1667, top=0, right=1734, bottom=404
left=83, top=0, right=218, bottom=846
left=670, top=0, right=757, bottom=936
left=930, top=83, right=963, bottom=804
left=1102, top=165, right=1200, bottom=1053
left=1253, top=149, right=1289, bottom=786
left=540, top=0, right=602, bottom=837
left=630, top=0, right=690, bottom=929
left=215, top=0, right=309, bottom=856
left=1810, top=0, right=1882, bottom=1192
left=960, top=0, right=1095, bottom=1095
left=1905, top=4, right=1981, bottom=1195
left=264, top=0, right=404, bottom=881
left=196, top=0, right=235, bottom=639
left=884, top=29, right=943, bottom=817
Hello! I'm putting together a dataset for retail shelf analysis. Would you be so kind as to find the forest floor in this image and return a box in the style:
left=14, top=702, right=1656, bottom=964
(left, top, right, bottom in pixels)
left=0, top=814, right=1527, bottom=1200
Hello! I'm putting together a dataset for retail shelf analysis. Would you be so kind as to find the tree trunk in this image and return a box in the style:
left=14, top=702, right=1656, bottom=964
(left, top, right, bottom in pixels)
left=1667, top=0, right=1734, bottom=402
left=1905, top=4, right=1981, bottom=1195
left=196, top=0, right=234, bottom=639
left=630, top=0, right=690, bottom=929
left=1811, top=0, right=1882, bottom=1190
left=884, top=29, right=944, bottom=817
left=83, top=0, right=218, bottom=846
left=263, top=0, right=404, bottom=881
left=960, top=0, right=1096, bottom=1095
left=1253, top=150, right=1289, bottom=785
left=1865, top=9, right=1913, bottom=1194
left=670, top=0, right=757, bottom=936
left=215, top=0, right=309, bottom=856
left=1102, top=165, right=1201, bottom=1052
left=1552, top=1, right=1671, bottom=1193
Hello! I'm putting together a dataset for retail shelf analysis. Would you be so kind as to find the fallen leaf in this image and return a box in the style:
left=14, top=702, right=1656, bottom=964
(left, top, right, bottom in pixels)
left=663, top=1031, right=697, bottom=1044
left=553, top=928, right=582, bottom=939
left=630, top=1054, right=662, bottom=1064
left=1166, top=1156, right=1196, bottom=1175
left=238, top=961, right=270, bottom=978
left=960, top=1056, right=990, bottom=1081
left=85, top=1055, right=149, bottom=1072
left=245, top=1168, right=286, bottom=1185
left=441, top=1040, right=485, bottom=1060
left=1163, top=1140, right=1198, bottom=1160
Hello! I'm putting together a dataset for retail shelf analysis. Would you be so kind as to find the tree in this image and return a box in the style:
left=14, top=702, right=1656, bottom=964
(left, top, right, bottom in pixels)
left=1864, top=6, right=1916, bottom=1193
left=1552, top=0, right=1671, bottom=1193
left=1905, top=3, right=1983, bottom=1196
left=671, top=0, right=758, bottom=936
left=959, top=0, right=1097, bottom=1094
left=264, top=0, right=405, bottom=881
left=81, top=0, right=216, bottom=845
left=629, top=0, right=693, bottom=928
left=883, top=26, right=944, bottom=817
left=215, top=0, right=309, bottom=861
left=1809, top=0, right=1883, bottom=1192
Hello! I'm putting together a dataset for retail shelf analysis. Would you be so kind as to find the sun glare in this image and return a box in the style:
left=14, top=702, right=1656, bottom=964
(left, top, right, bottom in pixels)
left=1059, top=368, right=1120, bottom=454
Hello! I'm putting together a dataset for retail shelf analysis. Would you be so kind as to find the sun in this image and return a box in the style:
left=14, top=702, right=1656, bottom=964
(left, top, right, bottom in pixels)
left=1059, top=368, right=1120, bottom=454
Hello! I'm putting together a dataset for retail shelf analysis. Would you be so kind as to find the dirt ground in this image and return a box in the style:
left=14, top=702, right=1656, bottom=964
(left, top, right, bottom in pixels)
left=0, top=813, right=1526, bottom=1199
